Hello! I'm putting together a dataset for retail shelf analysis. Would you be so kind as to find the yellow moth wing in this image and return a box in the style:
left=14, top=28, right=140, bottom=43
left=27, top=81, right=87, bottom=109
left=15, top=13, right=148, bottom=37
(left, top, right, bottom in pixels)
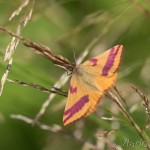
left=81, top=45, right=123, bottom=77
left=63, top=74, right=103, bottom=126
left=63, top=45, right=123, bottom=125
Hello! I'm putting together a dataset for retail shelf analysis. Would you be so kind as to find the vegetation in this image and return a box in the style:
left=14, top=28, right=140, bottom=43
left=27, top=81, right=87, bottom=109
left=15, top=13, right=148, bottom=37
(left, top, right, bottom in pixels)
left=0, top=0, right=150, bottom=150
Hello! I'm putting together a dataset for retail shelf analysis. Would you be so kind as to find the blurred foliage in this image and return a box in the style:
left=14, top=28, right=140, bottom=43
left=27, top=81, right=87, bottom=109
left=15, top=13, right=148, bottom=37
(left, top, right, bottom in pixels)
left=0, top=0, right=150, bottom=150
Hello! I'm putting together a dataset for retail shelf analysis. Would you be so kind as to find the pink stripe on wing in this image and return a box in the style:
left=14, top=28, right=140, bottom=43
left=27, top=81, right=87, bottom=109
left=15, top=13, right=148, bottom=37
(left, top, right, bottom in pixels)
left=102, top=45, right=121, bottom=76
left=64, top=95, right=89, bottom=124
left=69, top=85, right=77, bottom=94
left=88, top=58, right=98, bottom=66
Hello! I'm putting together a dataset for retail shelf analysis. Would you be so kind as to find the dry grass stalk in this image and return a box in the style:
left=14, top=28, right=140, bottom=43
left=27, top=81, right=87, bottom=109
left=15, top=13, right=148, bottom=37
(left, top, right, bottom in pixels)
left=10, top=114, right=95, bottom=148
left=0, top=0, right=36, bottom=95
left=96, top=130, right=122, bottom=150
left=0, top=25, right=74, bottom=72
left=107, top=89, right=150, bottom=150
left=131, top=85, right=150, bottom=116
left=9, top=0, right=30, bottom=21
left=10, top=114, right=63, bottom=132
left=23, top=41, right=73, bottom=72
left=34, top=72, right=70, bottom=122
left=5, top=0, right=36, bottom=60
left=0, top=58, right=12, bottom=95
left=113, top=85, right=128, bottom=108
left=7, top=79, right=67, bottom=96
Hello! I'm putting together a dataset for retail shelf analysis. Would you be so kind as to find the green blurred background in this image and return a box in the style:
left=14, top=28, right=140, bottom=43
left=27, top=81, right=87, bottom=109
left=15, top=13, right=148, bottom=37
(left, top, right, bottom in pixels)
left=0, top=0, right=150, bottom=150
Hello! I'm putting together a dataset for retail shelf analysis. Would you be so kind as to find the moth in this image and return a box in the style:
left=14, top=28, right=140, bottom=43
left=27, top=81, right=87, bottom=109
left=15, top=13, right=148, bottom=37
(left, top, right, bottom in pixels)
left=63, top=45, right=123, bottom=126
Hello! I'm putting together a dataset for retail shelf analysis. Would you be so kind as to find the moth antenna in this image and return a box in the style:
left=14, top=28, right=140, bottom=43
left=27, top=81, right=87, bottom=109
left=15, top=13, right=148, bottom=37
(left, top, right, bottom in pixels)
left=55, top=64, right=68, bottom=71
left=72, top=49, right=77, bottom=65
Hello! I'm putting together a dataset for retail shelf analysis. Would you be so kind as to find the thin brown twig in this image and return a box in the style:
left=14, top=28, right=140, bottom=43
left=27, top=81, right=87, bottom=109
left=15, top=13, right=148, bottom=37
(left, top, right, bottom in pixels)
left=96, top=130, right=122, bottom=150
left=34, top=73, right=69, bottom=123
left=107, top=90, right=150, bottom=150
left=0, top=25, right=25, bottom=41
left=0, top=25, right=74, bottom=72
left=113, top=85, right=128, bottom=109
left=131, top=85, right=150, bottom=116
left=131, top=85, right=150, bottom=130
left=7, top=79, right=67, bottom=97
left=23, top=41, right=74, bottom=71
